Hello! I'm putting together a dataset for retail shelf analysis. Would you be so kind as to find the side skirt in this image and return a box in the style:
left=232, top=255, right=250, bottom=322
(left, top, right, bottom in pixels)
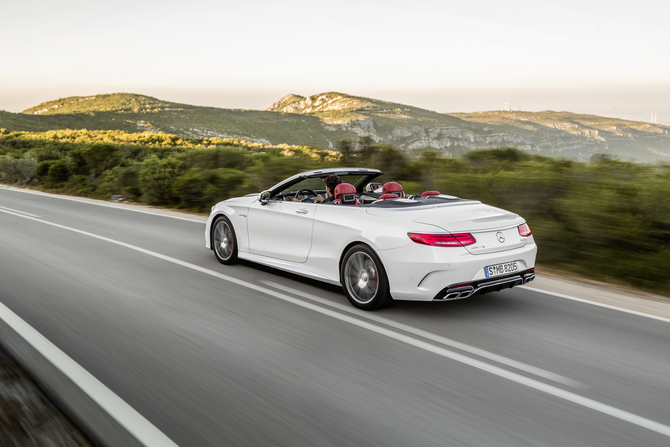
left=238, top=252, right=342, bottom=286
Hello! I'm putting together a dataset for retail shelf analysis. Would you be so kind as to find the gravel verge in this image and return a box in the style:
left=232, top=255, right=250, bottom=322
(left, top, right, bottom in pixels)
left=0, top=344, right=93, bottom=447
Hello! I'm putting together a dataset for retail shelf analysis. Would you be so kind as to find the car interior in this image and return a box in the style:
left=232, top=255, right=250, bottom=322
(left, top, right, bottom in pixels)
left=272, top=176, right=462, bottom=206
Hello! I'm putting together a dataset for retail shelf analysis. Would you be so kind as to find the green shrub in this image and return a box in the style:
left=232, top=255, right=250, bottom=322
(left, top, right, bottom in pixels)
left=139, top=155, right=184, bottom=205
left=46, top=160, right=71, bottom=185
left=177, top=147, right=252, bottom=171
left=36, top=160, right=55, bottom=179
left=173, top=168, right=248, bottom=211
left=0, top=152, right=38, bottom=184
left=69, top=144, right=123, bottom=178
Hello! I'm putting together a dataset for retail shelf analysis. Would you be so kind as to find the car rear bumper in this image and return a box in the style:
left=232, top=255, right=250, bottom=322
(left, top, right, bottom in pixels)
left=380, top=240, right=537, bottom=301
left=432, top=269, right=535, bottom=301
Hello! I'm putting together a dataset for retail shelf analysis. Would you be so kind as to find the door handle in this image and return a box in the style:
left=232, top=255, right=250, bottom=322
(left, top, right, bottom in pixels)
left=296, top=209, right=308, bottom=214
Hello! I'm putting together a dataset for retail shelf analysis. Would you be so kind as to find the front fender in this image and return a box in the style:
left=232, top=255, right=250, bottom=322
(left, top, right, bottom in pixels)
left=205, top=204, right=240, bottom=250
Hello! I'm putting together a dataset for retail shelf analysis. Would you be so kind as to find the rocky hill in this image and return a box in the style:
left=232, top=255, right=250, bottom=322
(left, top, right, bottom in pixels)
left=267, top=92, right=670, bottom=162
left=3, top=92, right=669, bottom=162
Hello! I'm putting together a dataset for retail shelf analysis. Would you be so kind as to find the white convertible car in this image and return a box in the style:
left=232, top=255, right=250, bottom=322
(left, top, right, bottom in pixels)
left=205, top=167, right=536, bottom=310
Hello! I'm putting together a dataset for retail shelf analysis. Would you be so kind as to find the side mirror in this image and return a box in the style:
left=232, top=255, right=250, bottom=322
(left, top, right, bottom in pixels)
left=259, top=190, right=271, bottom=205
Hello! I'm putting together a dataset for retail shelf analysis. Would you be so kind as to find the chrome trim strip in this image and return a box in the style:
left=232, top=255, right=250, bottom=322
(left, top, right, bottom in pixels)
left=466, top=223, right=523, bottom=234
left=475, top=275, right=523, bottom=291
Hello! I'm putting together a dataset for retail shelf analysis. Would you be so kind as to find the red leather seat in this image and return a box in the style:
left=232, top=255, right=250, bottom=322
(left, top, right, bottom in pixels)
left=421, top=191, right=440, bottom=197
left=379, top=193, right=399, bottom=200
left=382, top=182, right=404, bottom=198
left=332, top=183, right=359, bottom=205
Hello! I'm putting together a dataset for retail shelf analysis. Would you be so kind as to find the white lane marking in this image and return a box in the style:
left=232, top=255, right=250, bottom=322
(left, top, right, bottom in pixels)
left=0, top=205, right=40, bottom=217
left=0, top=302, right=179, bottom=447
left=260, top=280, right=584, bottom=388
left=0, top=185, right=203, bottom=223
left=2, top=208, right=670, bottom=438
left=521, top=286, right=670, bottom=324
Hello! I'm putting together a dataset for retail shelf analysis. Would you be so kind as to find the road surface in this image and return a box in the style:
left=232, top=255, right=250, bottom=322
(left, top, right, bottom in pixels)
left=1, top=187, right=669, bottom=446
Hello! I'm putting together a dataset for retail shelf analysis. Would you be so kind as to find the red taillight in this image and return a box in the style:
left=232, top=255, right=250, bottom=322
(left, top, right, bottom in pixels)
left=408, top=232, right=476, bottom=247
left=518, top=223, right=532, bottom=237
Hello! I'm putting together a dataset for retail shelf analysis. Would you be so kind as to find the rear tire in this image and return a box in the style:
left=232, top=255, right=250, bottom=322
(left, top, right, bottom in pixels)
left=341, top=244, right=392, bottom=310
left=212, top=215, right=238, bottom=265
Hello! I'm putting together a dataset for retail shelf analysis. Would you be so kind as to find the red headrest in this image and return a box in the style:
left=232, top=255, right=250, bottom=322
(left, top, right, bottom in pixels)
left=334, top=183, right=356, bottom=199
left=421, top=191, right=440, bottom=198
left=379, top=193, right=399, bottom=200
left=382, top=182, right=404, bottom=198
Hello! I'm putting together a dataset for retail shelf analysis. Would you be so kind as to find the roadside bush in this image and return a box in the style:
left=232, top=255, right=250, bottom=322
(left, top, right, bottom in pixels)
left=370, top=145, right=408, bottom=180
left=177, top=147, right=253, bottom=171
left=67, top=175, right=96, bottom=196
left=117, top=164, right=142, bottom=199
left=139, top=155, right=184, bottom=205
left=36, top=160, right=55, bottom=179
left=245, top=152, right=322, bottom=192
left=172, top=168, right=248, bottom=211
left=69, top=143, right=123, bottom=178
left=46, top=160, right=71, bottom=185
left=466, top=147, right=531, bottom=163
left=37, top=149, right=63, bottom=162
left=0, top=152, right=38, bottom=185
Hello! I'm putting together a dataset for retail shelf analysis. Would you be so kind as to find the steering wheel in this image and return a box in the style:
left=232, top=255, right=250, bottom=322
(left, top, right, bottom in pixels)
left=295, top=188, right=319, bottom=202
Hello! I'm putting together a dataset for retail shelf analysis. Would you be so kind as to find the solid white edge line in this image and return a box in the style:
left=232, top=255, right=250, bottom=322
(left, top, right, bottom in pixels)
left=259, top=280, right=585, bottom=389
left=520, top=286, right=670, bottom=324
left=0, top=301, right=179, bottom=447
left=2, top=207, right=670, bottom=438
left=0, top=184, right=203, bottom=223
left=0, top=205, right=40, bottom=218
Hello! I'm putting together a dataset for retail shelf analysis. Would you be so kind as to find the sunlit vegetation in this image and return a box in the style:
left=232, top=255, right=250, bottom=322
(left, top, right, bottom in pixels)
left=1, top=130, right=668, bottom=295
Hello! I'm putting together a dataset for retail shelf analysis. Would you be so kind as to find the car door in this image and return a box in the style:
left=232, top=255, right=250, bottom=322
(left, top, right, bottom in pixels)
left=247, top=199, right=316, bottom=263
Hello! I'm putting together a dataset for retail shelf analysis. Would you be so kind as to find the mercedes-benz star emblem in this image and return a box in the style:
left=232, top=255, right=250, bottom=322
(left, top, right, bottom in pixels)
left=496, top=232, right=505, bottom=243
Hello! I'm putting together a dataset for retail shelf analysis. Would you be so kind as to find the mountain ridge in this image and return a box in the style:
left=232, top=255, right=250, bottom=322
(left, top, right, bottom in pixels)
left=5, top=92, right=670, bottom=163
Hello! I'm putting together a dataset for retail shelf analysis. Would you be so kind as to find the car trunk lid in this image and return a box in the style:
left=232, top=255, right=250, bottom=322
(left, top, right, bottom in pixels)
left=411, top=203, right=527, bottom=255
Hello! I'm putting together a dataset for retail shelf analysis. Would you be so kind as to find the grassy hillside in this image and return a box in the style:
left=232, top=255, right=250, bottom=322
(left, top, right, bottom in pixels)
left=0, top=110, right=140, bottom=133
left=13, top=93, right=361, bottom=148
left=3, top=92, right=669, bottom=163
left=22, top=93, right=178, bottom=115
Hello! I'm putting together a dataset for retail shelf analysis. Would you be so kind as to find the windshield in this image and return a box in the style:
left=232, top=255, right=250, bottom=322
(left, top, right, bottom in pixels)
left=276, top=174, right=369, bottom=196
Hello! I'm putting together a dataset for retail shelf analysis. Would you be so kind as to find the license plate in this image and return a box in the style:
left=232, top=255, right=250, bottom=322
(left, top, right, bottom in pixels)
left=484, top=261, right=519, bottom=278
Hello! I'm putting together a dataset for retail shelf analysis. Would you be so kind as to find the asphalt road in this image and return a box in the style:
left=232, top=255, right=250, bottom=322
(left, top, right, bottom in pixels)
left=1, top=188, right=669, bottom=447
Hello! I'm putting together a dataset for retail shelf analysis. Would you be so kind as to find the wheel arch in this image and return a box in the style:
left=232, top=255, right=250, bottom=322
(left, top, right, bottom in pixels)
left=338, top=241, right=375, bottom=274
left=208, top=208, right=235, bottom=250
left=338, top=241, right=394, bottom=309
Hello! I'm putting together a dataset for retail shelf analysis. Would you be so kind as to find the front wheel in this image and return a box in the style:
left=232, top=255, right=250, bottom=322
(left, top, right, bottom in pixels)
left=212, top=216, right=238, bottom=265
left=341, top=244, right=392, bottom=310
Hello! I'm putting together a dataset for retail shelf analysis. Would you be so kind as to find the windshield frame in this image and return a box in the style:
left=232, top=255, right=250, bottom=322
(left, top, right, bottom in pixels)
left=268, top=168, right=383, bottom=199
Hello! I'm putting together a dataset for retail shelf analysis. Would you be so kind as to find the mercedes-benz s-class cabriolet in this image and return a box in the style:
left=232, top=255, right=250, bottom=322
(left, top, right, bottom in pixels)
left=205, top=168, right=536, bottom=310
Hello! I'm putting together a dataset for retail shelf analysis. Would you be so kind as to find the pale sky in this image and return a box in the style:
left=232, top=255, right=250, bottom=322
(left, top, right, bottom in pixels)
left=1, top=0, right=668, bottom=122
